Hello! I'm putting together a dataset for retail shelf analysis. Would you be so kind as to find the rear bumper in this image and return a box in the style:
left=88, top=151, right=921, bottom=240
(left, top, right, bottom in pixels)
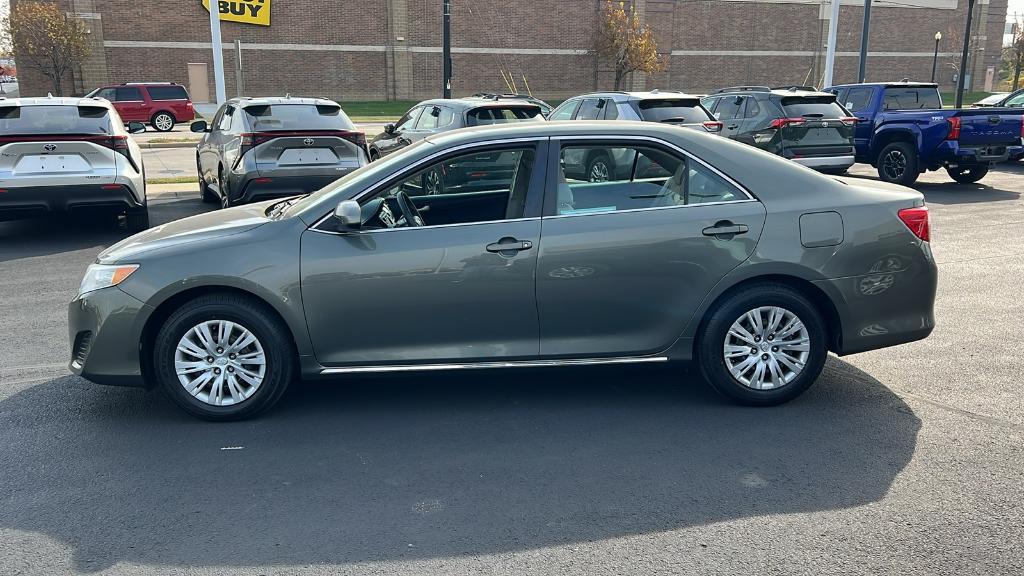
left=791, top=155, right=856, bottom=171
left=230, top=173, right=349, bottom=204
left=933, top=141, right=1023, bottom=166
left=0, top=182, right=145, bottom=219
left=68, top=287, right=152, bottom=388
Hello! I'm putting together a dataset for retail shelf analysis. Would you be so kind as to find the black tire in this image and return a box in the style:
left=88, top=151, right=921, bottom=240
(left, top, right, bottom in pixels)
left=126, top=208, right=150, bottom=233
left=819, top=167, right=848, bottom=176
left=218, top=168, right=233, bottom=209
left=151, top=112, right=175, bottom=132
left=198, top=159, right=217, bottom=203
left=421, top=167, right=444, bottom=195
left=153, top=294, right=295, bottom=421
left=876, top=141, right=919, bottom=186
left=369, top=148, right=380, bottom=162
left=586, top=153, right=612, bottom=183
left=946, top=165, right=989, bottom=184
left=696, top=283, right=829, bottom=406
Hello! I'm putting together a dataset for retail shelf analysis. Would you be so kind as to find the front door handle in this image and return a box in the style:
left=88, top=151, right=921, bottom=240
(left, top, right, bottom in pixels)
left=486, top=238, right=533, bottom=254
left=702, top=222, right=749, bottom=238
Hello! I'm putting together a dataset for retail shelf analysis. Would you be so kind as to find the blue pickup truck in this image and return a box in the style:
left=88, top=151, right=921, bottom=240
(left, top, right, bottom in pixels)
left=825, top=82, right=1023, bottom=186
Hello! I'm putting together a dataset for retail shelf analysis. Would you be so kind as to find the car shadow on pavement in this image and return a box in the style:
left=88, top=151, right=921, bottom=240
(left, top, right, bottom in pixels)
left=0, top=357, right=919, bottom=572
left=0, top=199, right=215, bottom=263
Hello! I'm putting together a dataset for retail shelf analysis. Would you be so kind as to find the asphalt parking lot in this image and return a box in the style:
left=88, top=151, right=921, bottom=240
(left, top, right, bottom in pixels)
left=1, top=162, right=1022, bottom=575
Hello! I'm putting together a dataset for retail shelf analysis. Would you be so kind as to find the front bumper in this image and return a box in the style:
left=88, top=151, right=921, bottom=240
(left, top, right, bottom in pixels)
left=0, top=183, right=145, bottom=220
left=68, top=287, right=153, bottom=388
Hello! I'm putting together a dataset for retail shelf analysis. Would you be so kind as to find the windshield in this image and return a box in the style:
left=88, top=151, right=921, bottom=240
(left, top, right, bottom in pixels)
left=780, top=97, right=847, bottom=118
left=282, top=140, right=434, bottom=218
left=244, top=104, right=355, bottom=131
left=465, top=106, right=544, bottom=126
left=0, top=105, right=112, bottom=135
left=636, top=99, right=710, bottom=123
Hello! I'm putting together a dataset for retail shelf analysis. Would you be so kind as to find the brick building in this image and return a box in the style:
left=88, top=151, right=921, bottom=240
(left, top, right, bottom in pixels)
left=11, top=0, right=1011, bottom=103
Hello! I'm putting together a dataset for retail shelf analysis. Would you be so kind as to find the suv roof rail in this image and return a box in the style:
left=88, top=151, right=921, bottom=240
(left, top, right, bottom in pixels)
left=649, top=88, right=684, bottom=94
left=122, top=82, right=177, bottom=85
left=772, top=85, right=817, bottom=92
left=714, top=86, right=770, bottom=94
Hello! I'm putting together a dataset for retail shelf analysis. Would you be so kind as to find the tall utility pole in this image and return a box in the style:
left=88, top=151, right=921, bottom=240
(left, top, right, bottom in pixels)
left=442, top=0, right=452, bottom=98
left=857, top=0, right=873, bottom=83
left=822, top=0, right=841, bottom=88
left=954, top=0, right=975, bottom=108
left=209, top=1, right=226, bottom=105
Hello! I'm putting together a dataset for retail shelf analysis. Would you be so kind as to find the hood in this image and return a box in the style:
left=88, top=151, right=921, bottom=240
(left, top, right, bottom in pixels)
left=99, top=203, right=272, bottom=263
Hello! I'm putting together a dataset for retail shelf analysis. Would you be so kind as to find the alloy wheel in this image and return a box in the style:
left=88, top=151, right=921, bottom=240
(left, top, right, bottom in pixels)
left=882, top=150, right=906, bottom=180
left=589, top=160, right=610, bottom=182
left=722, top=306, right=810, bottom=390
left=154, top=113, right=174, bottom=131
left=424, top=170, right=442, bottom=195
left=174, top=320, right=267, bottom=406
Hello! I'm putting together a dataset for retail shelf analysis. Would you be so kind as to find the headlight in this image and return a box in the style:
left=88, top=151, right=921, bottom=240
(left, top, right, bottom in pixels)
left=78, top=264, right=139, bottom=296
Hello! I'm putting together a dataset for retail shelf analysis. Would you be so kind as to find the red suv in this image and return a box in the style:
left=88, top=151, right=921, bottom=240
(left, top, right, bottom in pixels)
left=85, top=82, right=195, bottom=132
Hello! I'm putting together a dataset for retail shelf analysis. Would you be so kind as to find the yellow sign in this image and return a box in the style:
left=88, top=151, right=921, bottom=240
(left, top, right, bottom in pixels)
left=202, top=0, right=272, bottom=27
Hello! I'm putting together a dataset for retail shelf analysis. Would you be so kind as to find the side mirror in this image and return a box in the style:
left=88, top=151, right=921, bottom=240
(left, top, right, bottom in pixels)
left=384, top=123, right=395, bottom=134
left=190, top=120, right=209, bottom=133
left=126, top=121, right=146, bottom=134
left=333, top=200, right=362, bottom=231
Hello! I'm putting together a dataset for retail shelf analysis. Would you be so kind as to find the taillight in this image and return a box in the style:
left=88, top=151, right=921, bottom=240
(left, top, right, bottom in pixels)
left=769, top=117, right=806, bottom=129
left=839, top=117, right=858, bottom=126
left=898, top=206, right=930, bottom=242
left=946, top=117, right=961, bottom=140
left=702, top=121, right=723, bottom=133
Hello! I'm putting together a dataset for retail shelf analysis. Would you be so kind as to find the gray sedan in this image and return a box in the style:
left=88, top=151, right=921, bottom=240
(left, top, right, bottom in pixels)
left=69, top=122, right=937, bottom=420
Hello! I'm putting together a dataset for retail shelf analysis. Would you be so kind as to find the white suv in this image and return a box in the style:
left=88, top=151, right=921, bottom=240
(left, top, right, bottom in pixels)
left=0, top=96, right=149, bottom=231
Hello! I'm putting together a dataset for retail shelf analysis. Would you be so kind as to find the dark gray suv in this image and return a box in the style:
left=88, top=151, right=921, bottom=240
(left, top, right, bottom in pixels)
left=192, top=97, right=368, bottom=208
left=70, top=122, right=936, bottom=420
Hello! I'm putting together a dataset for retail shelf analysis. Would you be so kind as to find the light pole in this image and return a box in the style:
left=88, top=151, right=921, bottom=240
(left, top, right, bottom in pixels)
left=442, top=0, right=452, bottom=98
left=931, top=31, right=942, bottom=84
left=954, top=0, right=975, bottom=108
left=857, top=0, right=873, bottom=83
left=208, top=1, right=226, bottom=105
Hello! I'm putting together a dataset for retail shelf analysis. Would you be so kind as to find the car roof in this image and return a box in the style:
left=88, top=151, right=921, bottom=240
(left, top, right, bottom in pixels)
left=829, top=81, right=938, bottom=89
left=414, top=97, right=542, bottom=110
left=0, top=96, right=114, bottom=109
left=227, top=96, right=340, bottom=107
left=571, top=90, right=702, bottom=102
left=712, top=86, right=836, bottom=98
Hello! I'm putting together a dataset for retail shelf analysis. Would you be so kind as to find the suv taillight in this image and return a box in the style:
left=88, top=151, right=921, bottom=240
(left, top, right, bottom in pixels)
left=769, top=117, right=806, bottom=129
left=898, top=206, right=930, bottom=242
left=946, top=117, right=961, bottom=140
left=702, top=121, right=723, bottom=133
left=97, top=135, right=139, bottom=172
left=839, top=117, right=858, bottom=126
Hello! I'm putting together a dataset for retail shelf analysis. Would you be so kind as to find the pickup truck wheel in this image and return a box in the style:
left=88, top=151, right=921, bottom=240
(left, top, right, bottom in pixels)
left=946, top=165, right=989, bottom=184
left=877, top=142, right=919, bottom=186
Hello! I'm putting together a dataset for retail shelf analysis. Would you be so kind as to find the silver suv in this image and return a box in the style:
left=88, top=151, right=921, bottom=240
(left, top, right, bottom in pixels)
left=192, top=97, right=368, bottom=208
left=0, top=96, right=149, bottom=231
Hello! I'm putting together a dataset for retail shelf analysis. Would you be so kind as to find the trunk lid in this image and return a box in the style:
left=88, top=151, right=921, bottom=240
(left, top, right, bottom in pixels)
left=950, top=109, right=1023, bottom=147
left=777, top=95, right=855, bottom=159
left=248, top=131, right=366, bottom=177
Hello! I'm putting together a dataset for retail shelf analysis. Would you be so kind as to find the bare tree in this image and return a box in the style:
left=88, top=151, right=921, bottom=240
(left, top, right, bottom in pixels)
left=1006, top=15, right=1024, bottom=90
left=1, top=2, right=91, bottom=96
left=594, top=1, right=664, bottom=90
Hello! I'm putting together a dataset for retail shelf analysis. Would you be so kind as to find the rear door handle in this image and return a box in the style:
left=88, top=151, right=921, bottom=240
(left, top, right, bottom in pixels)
left=702, top=223, right=749, bottom=237
left=486, top=238, right=533, bottom=254
left=727, top=124, right=739, bottom=130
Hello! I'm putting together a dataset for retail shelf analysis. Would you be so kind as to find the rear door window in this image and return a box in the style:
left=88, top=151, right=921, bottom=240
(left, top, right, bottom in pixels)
left=147, top=85, right=189, bottom=100
left=465, top=106, right=543, bottom=126
left=603, top=100, right=619, bottom=120
left=713, top=96, right=744, bottom=120
left=883, top=87, right=941, bottom=110
left=115, top=87, right=143, bottom=101
left=780, top=96, right=847, bottom=118
left=415, top=105, right=455, bottom=130
left=0, top=105, right=113, bottom=135
left=243, top=103, right=356, bottom=131
left=636, top=99, right=711, bottom=122
left=843, top=87, right=874, bottom=112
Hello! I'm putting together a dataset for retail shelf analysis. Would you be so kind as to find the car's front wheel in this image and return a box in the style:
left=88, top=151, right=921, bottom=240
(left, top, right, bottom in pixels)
left=153, top=294, right=294, bottom=420
left=946, top=165, right=989, bottom=184
left=151, top=112, right=175, bottom=132
left=587, top=153, right=612, bottom=183
left=697, top=283, right=828, bottom=406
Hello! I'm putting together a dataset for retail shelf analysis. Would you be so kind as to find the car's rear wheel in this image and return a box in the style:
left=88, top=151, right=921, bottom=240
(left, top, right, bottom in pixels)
left=198, top=160, right=217, bottom=203
left=219, top=168, right=233, bottom=209
left=877, top=142, right=919, bottom=186
left=946, top=165, right=989, bottom=184
left=587, top=153, right=612, bottom=183
left=151, top=112, right=175, bottom=132
left=125, top=208, right=150, bottom=232
left=153, top=294, right=294, bottom=420
left=697, top=283, right=828, bottom=406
